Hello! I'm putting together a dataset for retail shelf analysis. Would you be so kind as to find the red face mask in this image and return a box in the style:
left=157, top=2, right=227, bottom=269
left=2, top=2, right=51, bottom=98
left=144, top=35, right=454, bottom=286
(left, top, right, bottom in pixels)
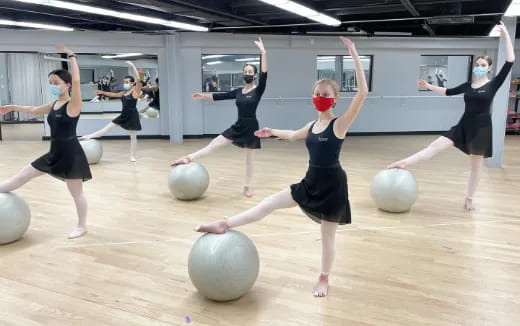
left=312, top=96, right=335, bottom=112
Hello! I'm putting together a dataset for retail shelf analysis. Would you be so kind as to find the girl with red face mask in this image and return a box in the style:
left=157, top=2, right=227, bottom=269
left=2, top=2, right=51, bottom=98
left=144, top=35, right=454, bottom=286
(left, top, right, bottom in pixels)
left=194, top=37, right=368, bottom=298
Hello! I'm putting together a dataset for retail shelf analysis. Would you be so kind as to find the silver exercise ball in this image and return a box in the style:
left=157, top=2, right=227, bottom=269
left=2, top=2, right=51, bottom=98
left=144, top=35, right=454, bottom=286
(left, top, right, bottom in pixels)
left=0, top=192, right=31, bottom=244
left=168, top=162, right=209, bottom=200
left=371, top=168, right=418, bottom=213
left=188, top=230, right=260, bottom=301
left=146, top=107, right=159, bottom=118
left=80, top=139, right=103, bottom=164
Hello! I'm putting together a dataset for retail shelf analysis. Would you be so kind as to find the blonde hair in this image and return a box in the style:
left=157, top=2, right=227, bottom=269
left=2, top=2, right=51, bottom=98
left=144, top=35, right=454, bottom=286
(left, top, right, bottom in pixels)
left=312, top=79, right=340, bottom=98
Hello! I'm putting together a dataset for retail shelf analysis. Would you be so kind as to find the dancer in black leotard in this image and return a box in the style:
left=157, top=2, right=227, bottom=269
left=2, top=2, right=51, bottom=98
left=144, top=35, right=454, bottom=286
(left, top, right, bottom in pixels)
left=172, top=37, right=268, bottom=198
left=80, top=61, right=142, bottom=162
left=0, top=45, right=90, bottom=239
left=195, top=37, right=368, bottom=298
left=388, top=23, right=515, bottom=211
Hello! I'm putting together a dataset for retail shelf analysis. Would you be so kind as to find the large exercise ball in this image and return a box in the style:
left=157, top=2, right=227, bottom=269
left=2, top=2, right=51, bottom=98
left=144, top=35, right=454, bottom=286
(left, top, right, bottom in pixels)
left=0, top=192, right=31, bottom=244
left=188, top=230, right=260, bottom=301
left=168, top=162, right=209, bottom=200
left=146, top=107, right=159, bottom=118
left=80, top=139, right=103, bottom=164
left=371, top=168, right=418, bottom=213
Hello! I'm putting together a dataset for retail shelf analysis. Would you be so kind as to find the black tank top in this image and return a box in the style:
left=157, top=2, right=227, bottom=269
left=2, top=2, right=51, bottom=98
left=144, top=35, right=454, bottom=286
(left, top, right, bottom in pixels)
left=47, top=101, right=79, bottom=141
left=121, top=92, right=137, bottom=111
left=305, top=118, right=344, bottom=168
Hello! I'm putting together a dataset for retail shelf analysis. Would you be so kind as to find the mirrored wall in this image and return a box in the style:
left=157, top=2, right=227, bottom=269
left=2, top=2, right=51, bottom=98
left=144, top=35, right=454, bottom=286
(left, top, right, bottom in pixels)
left=0, top=52, right=161, bottom=140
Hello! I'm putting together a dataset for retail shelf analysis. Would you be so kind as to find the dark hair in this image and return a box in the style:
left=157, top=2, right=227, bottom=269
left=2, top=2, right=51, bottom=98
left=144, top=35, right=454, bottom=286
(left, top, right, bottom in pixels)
left=124, top=75, right=135, bottom=83
left=243, top=64, right=258, bottom=74
left=475, top=56, right=493, bottom=66
left=211, top=75, right=218, bottom=82
left=155, top=77, right=159, bottom=83
left=48, top=69, right=72, bottom=85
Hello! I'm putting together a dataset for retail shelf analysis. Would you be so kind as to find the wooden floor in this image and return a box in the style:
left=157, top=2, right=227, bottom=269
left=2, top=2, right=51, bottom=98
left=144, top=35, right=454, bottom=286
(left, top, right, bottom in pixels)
left=0, top=135, right=519, bottom=326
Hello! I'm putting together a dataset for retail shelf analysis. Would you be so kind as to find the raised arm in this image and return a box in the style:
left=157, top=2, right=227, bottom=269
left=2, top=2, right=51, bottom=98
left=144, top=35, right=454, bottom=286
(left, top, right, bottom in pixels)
left=126, top=61, right=142, bottom=99
left=335, top=37, right=368, bottom=135
left=496, top=22, right=515, bottom=63
left=253, top=37, right=268, bottom=96
left=254, top=37, right=267, bottom=73
left=57, top=45, right=81, bottom=117
left=255, top=121, right=313, bottom=142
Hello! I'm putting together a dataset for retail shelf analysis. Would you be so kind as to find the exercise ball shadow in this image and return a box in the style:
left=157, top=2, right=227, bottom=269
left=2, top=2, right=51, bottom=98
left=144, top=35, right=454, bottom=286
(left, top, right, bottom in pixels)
left=168, top=162, right=209, bottom=200
left=80, top=139, right=103, bottom=164
left=371, top=168, right=418, bottom=213
left=188, top=230, right=260, bottom=302
left=0, top=192, right=31, bottom=245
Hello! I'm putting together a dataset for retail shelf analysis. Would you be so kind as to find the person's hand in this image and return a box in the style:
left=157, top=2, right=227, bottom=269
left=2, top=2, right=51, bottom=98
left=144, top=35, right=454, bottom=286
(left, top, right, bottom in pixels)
left=418, top=80, right=429, bottom=89
left=125, top=60, right=136, bottom=68
left=56, top=44, right=73, bottom=56
left=494, top=22, right=508, bottom=36
left=192, top=93, right=205, bottom=100
left=94, top=90, right=103, bottom=95
left=254, top=128, right=273, bottom=138
left=254, top=37, right=266, bottom=54
left=339, top=36, right=354, bottom=49
left=0, top=106, right=14, bottom=115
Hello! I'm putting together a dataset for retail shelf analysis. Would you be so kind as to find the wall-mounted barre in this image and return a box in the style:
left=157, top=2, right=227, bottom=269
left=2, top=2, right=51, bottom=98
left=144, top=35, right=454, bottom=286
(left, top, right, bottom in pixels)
left=261, top=95, right=463, bottom=100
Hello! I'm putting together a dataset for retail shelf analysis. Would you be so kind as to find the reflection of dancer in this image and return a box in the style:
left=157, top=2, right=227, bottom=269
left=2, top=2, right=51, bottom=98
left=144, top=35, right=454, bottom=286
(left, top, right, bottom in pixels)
left=80, top=61, right=142, bottom=162
left=91, top=70, right=116, bottom=102
left=435, top=69, right=447, bottom=87
left=389, top=23, right=515, bottom=211
left=0, top=45, right=91, bottom=239
left=172, top=38, right=267, bottom=198
left=206, top=76, right=219, bottom=92
left=195, top=37, right=368, bottom=298
left=140, top=78, right=160, bottom=113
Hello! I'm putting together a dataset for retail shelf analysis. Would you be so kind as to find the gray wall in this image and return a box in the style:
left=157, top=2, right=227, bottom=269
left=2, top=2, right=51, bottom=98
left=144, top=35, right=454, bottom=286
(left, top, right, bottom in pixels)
left=0, top=29, right=516, bottom=138
left=173, top=33, right=506, bottom=135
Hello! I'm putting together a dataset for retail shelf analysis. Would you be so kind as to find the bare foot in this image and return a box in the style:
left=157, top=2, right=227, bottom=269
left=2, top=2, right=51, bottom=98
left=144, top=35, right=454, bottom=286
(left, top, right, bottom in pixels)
left=464, top=197, right=475, bottom=211
left=68, top=226, right=88, bottom=239
left=387, top=160, right=407, bottom=169
left=194, top=219, right=229, bottom=234
left=314, top=273, right=329, bottom=297
left=79, top=135, right=91, bottom=141
left=243, top=186, right=254, bottom=198
left=130, top=156, right=137, bottom=162
left=171, top=156, right=191, bottom=166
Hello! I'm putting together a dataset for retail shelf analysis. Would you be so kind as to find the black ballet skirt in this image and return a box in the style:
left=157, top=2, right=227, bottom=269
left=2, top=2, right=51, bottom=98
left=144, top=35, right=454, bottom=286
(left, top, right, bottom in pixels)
left=32, top=101, right=92, bottom=181
left=443, top=61, right=514, bottom=158
left=290, top=118, right=351, bottom=225
left=221, top=118, right=260, bottom=149
left=212, top=72, right=267, bottom=149
left=112, top=92, right=142, bottom=131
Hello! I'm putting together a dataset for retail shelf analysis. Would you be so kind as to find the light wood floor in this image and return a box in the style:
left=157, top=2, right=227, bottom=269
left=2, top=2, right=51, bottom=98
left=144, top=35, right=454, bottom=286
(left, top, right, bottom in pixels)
left=0, top=135, right=519, bottom=326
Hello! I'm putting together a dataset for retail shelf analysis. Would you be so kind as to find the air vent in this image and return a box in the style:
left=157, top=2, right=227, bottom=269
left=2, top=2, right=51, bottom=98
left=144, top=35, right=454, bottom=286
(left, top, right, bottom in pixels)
left=427, top=16, right=474, bottom=25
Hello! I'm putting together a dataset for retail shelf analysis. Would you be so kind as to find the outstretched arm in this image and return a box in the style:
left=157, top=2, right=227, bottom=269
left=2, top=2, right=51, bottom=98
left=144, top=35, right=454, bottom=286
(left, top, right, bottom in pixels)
left=255, top=121, right=313, bottom=141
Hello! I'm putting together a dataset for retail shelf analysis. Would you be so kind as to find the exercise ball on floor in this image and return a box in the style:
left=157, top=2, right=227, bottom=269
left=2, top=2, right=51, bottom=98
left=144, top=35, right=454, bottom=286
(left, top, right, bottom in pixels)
left=371, top=168, right=418, bottom=213
left=146, top=107, right=159, bottom=118
left=80, top=139, right=103, bottom=164
left=168, top=162, right=209, bottom=200
left=188, top=230, right=260, bottom=301
left=0, top=192, right=31, bottom=244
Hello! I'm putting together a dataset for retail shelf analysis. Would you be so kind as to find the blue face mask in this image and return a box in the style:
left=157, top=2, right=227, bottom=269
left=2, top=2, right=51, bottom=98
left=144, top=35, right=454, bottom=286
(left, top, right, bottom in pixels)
left=473, top=67, right=488, bottom=77
left=123, top=83, right=132, bottom=90
left=49, top=85, right=63, bottom=96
